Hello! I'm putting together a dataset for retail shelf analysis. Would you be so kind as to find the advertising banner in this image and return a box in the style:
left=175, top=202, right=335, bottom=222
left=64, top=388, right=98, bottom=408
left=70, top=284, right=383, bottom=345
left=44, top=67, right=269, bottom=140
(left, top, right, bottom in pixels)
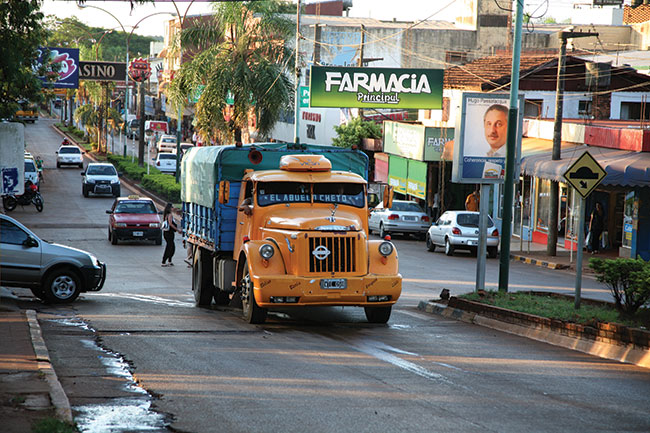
left=383, top=121, right=425, bottom=161
left=38, top=47, right=79, bottom=89
left=407, top=160, right=427, bottom=199
left=310, top=66, right=443, bottom=109
left=79, top=61, right=126, bottom=82
left=424, top=127, right=454, bottom=162
left=388, top=155, right=407, bottom=194
left=452, top=92, right=523, bottom=184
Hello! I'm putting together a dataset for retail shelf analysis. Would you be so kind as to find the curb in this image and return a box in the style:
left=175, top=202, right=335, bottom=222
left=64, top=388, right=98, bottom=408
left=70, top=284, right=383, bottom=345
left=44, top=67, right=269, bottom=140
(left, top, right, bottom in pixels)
left=25, top=310, right=73, bottom=423
left=417, top=300, right=650, bottom=368
left=510, top=254, right=567, bottom=270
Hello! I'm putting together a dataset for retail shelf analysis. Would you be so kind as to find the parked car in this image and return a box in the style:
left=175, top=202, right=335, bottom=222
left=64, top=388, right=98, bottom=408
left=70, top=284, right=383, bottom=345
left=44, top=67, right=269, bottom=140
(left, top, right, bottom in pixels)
left=426, top=210, right=500, bottom=257
left=0, top=213, right=106, bottom=303
left=153, top=152, right=177, bottom=174
left=179, top=142, right=194, bottom=155
left=157, top=134, right=177, bottom=153
left=106, top=196, right=162, bottom=245
left=24, top=158, right=39, bottom=186
left=81, top=163, right=120, bottom=197
left=368, top=199, right=430, bottom=239
left=56, top=145, right=84, bottom=168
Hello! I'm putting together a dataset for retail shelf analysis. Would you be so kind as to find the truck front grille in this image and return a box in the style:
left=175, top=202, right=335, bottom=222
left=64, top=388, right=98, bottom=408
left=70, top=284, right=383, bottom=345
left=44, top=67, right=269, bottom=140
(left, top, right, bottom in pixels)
left=308, top=236, right=356, bottom=273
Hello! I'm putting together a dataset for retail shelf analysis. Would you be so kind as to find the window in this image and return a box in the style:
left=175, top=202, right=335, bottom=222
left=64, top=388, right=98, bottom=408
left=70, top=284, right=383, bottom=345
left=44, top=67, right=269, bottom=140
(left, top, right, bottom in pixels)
left=620, top=102, right=650, bottom=120
left=0, top=219, right=31, bottom=245
left=524, top=99, right=543, bottom=117
left=87, top=165, right=117, bottom=176
left=578, top=100, right=592, bottom=116
left=257, top=182, right=311, bottom=206
left=314, top=183, right=365, bottom=208
left=535, top=179, right=552, bottom=232
left=114, top=201, right=156, bottom=214
left=445, top=51, right=468, bottom=65
left=59, top=147, right=80, bottom=154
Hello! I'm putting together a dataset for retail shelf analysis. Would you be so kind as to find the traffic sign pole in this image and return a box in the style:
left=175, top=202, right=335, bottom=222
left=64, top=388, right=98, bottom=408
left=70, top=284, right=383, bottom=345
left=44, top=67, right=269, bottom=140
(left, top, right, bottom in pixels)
left=575, top=197, right=586, bottom=310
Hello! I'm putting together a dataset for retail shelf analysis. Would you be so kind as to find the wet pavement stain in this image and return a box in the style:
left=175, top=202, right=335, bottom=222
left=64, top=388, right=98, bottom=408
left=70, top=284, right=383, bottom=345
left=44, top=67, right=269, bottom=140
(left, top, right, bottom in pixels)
left=47, top=318, right=171, bottom=433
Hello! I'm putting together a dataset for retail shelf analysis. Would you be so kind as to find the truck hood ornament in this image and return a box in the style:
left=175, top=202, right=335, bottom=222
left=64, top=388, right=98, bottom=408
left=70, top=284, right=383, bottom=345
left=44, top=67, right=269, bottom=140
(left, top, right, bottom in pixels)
left=312, top=245, right=331, bottom=260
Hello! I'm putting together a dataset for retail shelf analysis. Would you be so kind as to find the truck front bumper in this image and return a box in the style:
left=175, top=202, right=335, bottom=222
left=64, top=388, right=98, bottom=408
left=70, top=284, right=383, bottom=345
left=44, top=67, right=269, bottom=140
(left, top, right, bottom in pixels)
left=251, top=274, right=402, bottom=307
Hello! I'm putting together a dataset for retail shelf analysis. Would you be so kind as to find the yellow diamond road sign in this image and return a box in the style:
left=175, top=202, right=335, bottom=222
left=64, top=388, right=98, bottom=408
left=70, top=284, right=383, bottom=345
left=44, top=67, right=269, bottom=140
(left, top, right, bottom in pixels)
left=563, top=151, right=606, bottom=199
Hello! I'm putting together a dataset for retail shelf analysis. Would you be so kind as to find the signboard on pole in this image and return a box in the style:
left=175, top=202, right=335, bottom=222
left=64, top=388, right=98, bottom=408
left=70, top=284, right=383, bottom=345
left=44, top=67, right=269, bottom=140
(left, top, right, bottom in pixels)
left=309, top=66, right=443, bottom=109
left=79, top=61, right=126, bottom=82
left=562, top=151, right=607, bottom=199
left=452, top=92, right=524, bottom=184
left=38, top=47, right=79, bottom=89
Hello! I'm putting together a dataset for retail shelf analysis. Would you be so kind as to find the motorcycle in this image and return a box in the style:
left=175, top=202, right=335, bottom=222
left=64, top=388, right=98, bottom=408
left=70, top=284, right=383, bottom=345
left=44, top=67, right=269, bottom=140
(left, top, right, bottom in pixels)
left=2, top=181, right=44, bottom=212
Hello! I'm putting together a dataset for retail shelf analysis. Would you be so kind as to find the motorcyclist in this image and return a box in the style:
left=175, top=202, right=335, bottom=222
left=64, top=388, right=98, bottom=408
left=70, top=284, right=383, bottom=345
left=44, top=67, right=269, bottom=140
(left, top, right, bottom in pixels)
left=62, top=138, right=71, bottom=146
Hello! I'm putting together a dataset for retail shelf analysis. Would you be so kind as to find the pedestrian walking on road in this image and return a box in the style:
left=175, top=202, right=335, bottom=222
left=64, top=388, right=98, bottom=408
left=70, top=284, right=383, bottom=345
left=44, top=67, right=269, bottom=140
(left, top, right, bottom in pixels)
left=465, top=190, right=479, bottom=212
left=161, top=203, right=181, bottom=266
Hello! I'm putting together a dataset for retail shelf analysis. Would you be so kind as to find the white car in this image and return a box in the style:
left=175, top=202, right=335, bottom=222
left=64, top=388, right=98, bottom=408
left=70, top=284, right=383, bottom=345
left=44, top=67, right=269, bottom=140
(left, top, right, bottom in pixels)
left=56, top=145, right=84, bottom=168
left=24, top=158, right=39, bottom=185
left=157, top=135, right=177, bottom=153
left=153, top=153, right=177, bottom=174
left=426, top=210, right=500, bottom=257
left=368, top=199, right=430, bottom=239
left=81, top=163, right=121, bottom=197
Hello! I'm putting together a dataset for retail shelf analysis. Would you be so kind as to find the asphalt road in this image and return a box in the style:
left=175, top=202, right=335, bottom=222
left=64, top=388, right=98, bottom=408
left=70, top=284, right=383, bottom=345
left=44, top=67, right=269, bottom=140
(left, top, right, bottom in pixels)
left=10, top=119, right=650, bottom=433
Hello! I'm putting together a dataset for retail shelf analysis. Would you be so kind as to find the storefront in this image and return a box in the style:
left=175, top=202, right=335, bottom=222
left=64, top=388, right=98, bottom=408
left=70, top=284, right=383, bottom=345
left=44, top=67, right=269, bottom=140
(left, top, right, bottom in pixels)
left=514, top=143, right=650, bottom=260
left=382, top=121, right=454, bottom=211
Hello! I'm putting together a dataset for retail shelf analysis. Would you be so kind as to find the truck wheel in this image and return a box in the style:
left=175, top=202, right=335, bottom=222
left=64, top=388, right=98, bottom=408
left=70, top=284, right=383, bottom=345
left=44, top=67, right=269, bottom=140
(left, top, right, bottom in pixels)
left=240, top=262, right=267, bottom=324
left=192, top=248, right=214, bottom=307
left=425, top=234, right=436, bottom=252
left=364, top=306, right=391, bottom=324
left=213, top=290, right=231, bottom=306
left=43, top=268, right=81, bottom=303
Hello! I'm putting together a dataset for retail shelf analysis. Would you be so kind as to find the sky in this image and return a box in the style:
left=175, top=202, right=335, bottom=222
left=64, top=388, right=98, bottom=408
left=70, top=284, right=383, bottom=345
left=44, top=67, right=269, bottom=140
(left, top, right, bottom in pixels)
left=39, top=0, right=587, bottom=38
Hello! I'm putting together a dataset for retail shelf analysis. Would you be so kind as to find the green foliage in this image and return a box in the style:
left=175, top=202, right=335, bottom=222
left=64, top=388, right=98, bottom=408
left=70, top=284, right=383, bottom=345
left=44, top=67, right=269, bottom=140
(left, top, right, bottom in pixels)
left=33, top=417, right=79, bottom=433
left=332, top=116, right=381, bottom=148
left=169, top=0, right=294, bottom=143
left=0, top=0, right=48, bottom=119
left=462, top=291, right=625, bottom=326
left=589, top=258, right=650, bottom=315
left=106, top=153, right=158, bottom=181
left=142, top=174, right=181, bottom=203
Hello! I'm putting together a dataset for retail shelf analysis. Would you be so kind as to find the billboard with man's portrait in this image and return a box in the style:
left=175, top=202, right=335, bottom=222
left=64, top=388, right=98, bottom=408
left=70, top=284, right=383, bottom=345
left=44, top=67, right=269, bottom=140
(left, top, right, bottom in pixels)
left=452, top=92, right=523, bottom=184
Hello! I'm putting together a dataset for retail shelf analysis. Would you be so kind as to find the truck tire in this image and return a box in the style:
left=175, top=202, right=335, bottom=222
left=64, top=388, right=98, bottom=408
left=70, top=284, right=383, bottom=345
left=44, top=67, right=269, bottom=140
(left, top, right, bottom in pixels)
left=43, top=268, right=81, bottom=303
left=240, top=261, right=267, bottom=324
left=364, top=306, right=392, bottom=324
left=192, top=247, right=214, bottom=307
left=213, top=290, right=231, bottom=306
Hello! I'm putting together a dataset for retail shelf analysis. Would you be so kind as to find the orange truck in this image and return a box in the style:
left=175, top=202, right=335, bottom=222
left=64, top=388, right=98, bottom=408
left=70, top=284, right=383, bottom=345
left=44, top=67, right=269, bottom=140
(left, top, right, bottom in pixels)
left=181, top=143, right=401, bottom=324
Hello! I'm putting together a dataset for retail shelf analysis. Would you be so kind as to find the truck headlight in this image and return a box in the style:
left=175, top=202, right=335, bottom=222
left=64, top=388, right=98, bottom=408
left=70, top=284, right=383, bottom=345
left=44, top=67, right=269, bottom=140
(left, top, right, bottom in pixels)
left=378, top=241, right=394, bottom=257
left=259, top=244, right=274, bottom=259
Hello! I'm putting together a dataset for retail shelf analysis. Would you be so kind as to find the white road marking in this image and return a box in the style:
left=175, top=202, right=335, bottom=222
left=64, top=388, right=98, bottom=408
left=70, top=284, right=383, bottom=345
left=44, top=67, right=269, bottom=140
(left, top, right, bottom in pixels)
left=94, top=293, right=195, bottom=308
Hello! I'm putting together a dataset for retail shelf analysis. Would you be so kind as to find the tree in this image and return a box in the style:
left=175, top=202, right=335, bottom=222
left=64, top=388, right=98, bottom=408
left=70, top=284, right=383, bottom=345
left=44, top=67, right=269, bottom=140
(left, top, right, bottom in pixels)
left=168, top=0, right=294, bottom=144
left=0, top=0, right=48, bottom=119
left=332, top=117, right=381, bottom=149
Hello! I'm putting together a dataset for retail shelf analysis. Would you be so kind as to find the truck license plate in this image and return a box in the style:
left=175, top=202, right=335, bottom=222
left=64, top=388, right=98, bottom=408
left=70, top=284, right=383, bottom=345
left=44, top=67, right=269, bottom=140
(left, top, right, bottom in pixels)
left=320, top=278, right=347, bottom=290
left=132, top=231, right=143, bottom=237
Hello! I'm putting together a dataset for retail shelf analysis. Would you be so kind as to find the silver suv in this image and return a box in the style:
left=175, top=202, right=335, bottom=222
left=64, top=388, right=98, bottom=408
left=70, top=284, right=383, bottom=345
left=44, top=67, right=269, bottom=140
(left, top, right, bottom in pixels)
left=82, top=162, right=121, bottom=197
left=0, top=214, right=106, bottom=303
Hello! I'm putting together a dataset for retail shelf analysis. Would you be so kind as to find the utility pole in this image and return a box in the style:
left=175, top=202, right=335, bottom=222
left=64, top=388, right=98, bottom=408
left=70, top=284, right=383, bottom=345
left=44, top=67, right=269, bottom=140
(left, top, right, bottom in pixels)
left=357, top=24, right=365, bottom=119
left=497, top=0, right=524, bottom=293
left=293, top=0, right=302, bottom=145
left=547, top=29, right=598, bottom=256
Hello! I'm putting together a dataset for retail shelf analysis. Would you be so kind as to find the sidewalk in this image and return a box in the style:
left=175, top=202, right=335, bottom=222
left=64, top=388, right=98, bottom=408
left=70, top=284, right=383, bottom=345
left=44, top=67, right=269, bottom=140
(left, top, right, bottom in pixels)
left=508, top=238, right=619, bottom=274
left=0, top=291, right=72, bottom=431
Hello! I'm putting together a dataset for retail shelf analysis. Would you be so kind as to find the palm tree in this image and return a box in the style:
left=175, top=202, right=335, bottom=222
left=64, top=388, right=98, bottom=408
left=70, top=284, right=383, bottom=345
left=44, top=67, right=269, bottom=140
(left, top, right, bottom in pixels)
left=168, top=1, right=294, bottom=144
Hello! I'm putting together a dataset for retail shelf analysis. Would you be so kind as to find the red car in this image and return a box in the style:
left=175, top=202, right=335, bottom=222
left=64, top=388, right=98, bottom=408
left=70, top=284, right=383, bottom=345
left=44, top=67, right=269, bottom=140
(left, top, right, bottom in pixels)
left=106, top=196, right=162, bottom=245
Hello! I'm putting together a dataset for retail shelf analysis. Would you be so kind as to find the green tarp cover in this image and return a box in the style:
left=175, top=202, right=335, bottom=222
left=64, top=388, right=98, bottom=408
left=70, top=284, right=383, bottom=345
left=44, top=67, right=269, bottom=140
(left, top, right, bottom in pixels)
left=181, top=143, right=369, bottom=208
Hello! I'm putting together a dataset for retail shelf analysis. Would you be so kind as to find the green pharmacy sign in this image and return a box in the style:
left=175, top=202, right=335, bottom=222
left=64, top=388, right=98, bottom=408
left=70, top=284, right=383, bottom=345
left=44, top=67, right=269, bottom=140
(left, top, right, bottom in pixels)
left=309, top=66, right=443, bottom=109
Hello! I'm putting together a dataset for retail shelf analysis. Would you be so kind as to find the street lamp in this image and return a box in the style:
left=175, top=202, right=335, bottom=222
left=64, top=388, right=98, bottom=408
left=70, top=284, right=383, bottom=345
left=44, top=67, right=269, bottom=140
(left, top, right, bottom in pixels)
left=94, top=30, right=113, bottom=60
left=77, top=4, right=175, bottom=166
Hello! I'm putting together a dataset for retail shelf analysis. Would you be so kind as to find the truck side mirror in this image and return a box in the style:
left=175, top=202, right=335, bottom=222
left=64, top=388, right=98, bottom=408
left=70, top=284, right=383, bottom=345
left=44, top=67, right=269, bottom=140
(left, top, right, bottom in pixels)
left=383, top=186, right=394, bottom=209
left=218, top=180, right=230, bottom=204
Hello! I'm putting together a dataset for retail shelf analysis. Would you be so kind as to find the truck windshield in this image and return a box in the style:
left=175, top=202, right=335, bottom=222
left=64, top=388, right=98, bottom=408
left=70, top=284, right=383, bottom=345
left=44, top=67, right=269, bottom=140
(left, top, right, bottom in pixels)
left=313, top=183, right=365, bottom=208
left=257, top=182, right=365, bottom=208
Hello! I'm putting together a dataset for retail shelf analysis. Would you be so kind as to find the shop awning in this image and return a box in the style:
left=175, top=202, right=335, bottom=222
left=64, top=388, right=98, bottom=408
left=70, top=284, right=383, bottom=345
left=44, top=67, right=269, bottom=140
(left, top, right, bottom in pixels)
left=520, top=138, right=650, bottom=187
